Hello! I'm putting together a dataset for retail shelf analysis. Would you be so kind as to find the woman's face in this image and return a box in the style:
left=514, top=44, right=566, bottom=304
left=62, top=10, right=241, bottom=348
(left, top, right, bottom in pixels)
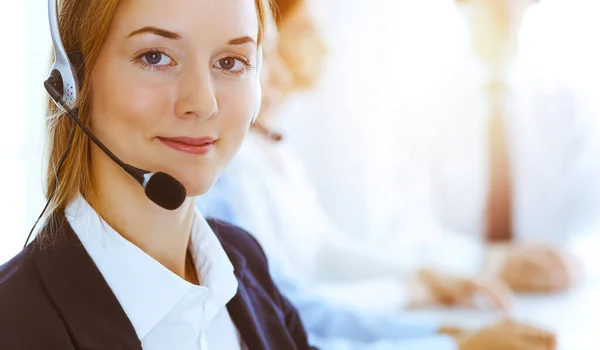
left=90, top=0, right=260, bottom=196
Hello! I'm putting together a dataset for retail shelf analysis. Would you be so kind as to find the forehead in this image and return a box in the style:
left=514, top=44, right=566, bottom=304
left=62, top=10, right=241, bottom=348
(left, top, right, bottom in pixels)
left=111, top=0, right=259, bottom=43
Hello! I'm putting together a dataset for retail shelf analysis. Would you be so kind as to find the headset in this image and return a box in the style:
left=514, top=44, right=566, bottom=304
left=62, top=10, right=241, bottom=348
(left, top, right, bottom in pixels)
left=24, top=0, right=263, bottom=246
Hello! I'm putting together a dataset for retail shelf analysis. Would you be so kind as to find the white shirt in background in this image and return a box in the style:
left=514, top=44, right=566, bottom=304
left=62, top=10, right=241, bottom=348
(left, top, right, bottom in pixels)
left=202, top=132, right=484, bottom=312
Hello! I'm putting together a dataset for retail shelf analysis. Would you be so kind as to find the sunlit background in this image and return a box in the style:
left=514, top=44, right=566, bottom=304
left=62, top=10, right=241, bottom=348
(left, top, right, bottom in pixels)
left=5, top=0, right=600, bottom=281
left=2, top=0, right=600, bottom=347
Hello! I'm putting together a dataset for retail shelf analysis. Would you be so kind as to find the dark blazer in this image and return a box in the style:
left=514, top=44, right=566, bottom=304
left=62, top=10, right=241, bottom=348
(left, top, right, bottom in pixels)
left=0, top=213, right=316, bottom=350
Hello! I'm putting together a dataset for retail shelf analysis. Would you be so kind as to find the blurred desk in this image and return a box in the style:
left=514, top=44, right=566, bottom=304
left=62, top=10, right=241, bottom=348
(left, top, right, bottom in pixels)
left=407, top=279, right=600, bottom=350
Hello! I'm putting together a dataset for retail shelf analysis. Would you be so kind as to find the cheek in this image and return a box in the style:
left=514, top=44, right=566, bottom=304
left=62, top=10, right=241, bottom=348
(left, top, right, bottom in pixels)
left=91, top=63, right=173, bottom=146
left=217, top=84, right=255, bottom=152
left=124, top=86, right=172, bottom=127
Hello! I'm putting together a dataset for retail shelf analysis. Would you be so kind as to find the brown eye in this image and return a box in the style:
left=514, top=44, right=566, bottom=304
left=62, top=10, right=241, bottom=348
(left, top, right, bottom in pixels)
left=144, top=52, right=162, bottom=64
left=214, top=56, right=249, bottom=76
left=218, top=58, right=235, bottom=70
left=140, top=51, right=173, bottom=67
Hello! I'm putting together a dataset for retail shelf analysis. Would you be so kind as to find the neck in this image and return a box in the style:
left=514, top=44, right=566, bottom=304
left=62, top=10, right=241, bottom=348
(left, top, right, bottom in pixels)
left=89, top=146, right=195, bottom=279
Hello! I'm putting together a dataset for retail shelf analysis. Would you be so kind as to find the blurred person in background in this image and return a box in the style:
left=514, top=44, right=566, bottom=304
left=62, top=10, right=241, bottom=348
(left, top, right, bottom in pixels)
left=431, top=0, right=591, bottom=294
left=199, top=0, right=557, bottom=349
left=203, top=0, right=509, bottom=315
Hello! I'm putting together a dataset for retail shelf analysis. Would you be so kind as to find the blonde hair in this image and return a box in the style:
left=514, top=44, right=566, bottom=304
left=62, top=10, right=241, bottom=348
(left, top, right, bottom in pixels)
left=273, top=0, right=325, bottom=91
left=42, top=0, right=273, bottom=235
left=271, top=0, right=303, bottom=26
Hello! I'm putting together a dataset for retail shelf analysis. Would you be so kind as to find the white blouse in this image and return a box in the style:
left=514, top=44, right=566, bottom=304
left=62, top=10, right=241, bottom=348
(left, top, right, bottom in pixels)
left=65, top=195, right=245, bottom=350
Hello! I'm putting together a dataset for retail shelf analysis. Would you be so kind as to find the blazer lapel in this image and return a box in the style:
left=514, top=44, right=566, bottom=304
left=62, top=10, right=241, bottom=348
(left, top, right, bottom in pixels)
left=226, top=280, right=271, bottom=350
left=208, top=227, right=268, bottom=350
left=31, top=214, right=141, bottom=350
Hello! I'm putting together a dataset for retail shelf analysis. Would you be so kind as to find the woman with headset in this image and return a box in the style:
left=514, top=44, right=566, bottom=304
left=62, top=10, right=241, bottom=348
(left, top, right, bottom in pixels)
left=0, top=0, right=314, bottom=349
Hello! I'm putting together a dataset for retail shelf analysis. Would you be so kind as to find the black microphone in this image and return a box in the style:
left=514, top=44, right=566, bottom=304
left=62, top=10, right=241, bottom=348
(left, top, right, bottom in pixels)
left=44, top=70, right=187, bottom=211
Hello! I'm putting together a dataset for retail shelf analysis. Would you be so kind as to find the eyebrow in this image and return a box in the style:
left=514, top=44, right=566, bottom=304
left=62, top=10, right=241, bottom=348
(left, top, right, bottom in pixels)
left=227, top=36, right=257, bottom=46
left=128, top=27, right=256, bottom=46
left=128, top=26, right=181, bottom=40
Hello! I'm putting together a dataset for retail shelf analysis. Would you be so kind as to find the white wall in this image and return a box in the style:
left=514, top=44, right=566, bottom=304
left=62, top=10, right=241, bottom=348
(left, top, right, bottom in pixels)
left=0, top=1, right=27, bottom=263
left=0, top=0, right=50, bottom=264
left=281, top=0, right=600, bottom=269
left=281, top=0, right=469, bottom=240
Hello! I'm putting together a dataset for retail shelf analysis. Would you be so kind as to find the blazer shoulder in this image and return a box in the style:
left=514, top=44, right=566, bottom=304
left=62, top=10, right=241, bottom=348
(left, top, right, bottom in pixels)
left=206, top=219, right=273, bottom=282
left=0, top=245, right=74, bottom=349
left=207, top=219, right=267, bottom=260
left=207, top=219, right=317, bottom=350
left=0, top=246, right=37, bottom=295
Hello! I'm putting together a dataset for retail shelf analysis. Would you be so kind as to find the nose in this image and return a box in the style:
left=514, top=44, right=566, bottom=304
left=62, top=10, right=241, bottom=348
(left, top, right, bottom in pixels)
left=174, top=65, right=218, bottom=120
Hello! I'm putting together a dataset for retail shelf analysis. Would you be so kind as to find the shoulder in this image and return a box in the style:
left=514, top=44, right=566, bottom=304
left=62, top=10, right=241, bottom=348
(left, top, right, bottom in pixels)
left=0, top=246, right=39, bottom=300
left=0, top=246, right=74, bottom=348
left=207, top=219, right=268, bottom=265
left=207, top=219, right=275, bottom=284
left=206, top=220, right=318, bottom=350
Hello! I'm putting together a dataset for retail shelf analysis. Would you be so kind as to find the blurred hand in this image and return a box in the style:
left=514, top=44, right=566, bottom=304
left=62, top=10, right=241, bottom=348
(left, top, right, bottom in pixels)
left=457, top=320, right=556, bottom=350
left=415, top=268, right=511, bottom=310
left=438, top=325, right=467, bottom=338
left=499, top=243, right=581, bottom=293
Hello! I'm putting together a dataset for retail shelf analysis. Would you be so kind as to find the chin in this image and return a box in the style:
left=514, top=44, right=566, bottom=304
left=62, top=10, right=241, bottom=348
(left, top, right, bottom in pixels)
left=176, top=169, right=218, bottom=197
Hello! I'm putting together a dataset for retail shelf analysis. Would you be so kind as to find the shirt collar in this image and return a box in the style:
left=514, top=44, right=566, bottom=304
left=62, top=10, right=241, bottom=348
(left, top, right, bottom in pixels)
left=65, top=195, right=238, bottom=339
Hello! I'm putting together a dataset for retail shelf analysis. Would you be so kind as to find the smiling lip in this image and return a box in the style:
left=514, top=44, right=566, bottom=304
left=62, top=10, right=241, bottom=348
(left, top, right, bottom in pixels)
left=158, top=136, right=216, bottom=155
